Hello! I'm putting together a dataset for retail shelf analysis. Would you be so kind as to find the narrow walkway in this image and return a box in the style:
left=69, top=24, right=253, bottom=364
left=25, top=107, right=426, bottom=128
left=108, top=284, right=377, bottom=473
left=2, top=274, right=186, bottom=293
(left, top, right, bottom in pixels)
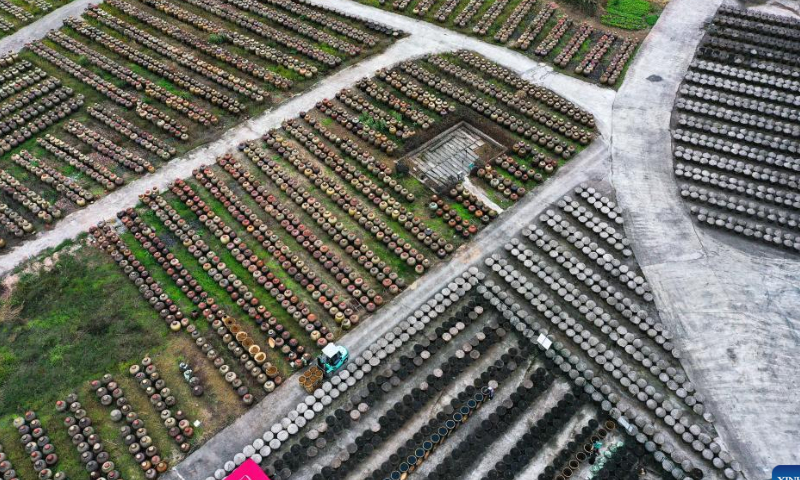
left=610, top=0, right=800, bottom=478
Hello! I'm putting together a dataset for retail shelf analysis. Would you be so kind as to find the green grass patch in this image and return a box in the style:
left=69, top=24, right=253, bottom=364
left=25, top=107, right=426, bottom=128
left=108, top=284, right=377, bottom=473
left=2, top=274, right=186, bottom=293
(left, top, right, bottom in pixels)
left=601, top=0, right=658, bottom=30
left=0, top=246, right=168, bottom=418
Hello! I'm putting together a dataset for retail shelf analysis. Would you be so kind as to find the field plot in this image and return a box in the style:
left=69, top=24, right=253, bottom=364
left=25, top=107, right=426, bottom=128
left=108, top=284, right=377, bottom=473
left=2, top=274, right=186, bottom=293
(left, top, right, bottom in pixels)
left=0, top=49, right=599, bottom=480
left=205, top=180, right=743, bottom=480
left=671, top=6, right=800, bottom=254
left=0, top=0, right=401, bottom=248
left=354, top=0, right=662, bottom=87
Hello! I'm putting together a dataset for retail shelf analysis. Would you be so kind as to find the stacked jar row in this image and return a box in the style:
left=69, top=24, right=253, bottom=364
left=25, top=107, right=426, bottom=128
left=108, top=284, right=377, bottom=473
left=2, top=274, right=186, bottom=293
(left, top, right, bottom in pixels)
left=287, top=300, right=487, bottom=479
left=472, top=0, right=510, bottom=35
left=217, top=155, right=404, bottom=293
left=480, top=285, right=695, bottom=480
left=577, top=33, right=616, bottom=76
left=302, top=114, right=407, bottom=198
left=105, top=0, right=290, bottom=89
left=54, top=394, right=123, bottom=480
left=0, top=85, right=82, bottom=153
left=12, top=411, right=62, bottom=480
left=193, top=165, right=381, bottom=311
left=91, top=374, right=167, bottom=479
left=37, top=134, right=122, bottom=190
left=0, top=84, right=75, bottom=135
left=0, top=201, right=33, bottom=238
left=134, top=194, right=314, bottom=368
left=86, top=104, right=173, bottom=161
left=259, top=0, right=382, bottom=45
left=179, top=361, right=206, bottom=396
left=433, top=0, right=461, bottom=22
left=135, top=103, right=189, bottom=141
left=221, top=0, right=352, bottom=63
left=601, top=38, right=638, bottom=85
left=47, top=29, right=217, bottom=126
left=0, top=62, right=48, bottom=101
left=427, top=366, right=557, bottom=480
left=0, top=77, right=62, bottom=121
left=281, top=118, right=410, bottom=214
left=0, top=0, right=31, bottom=21
left=12, top=150, right=94, bottom=206
left=425, top=55, right=591, bottom=148
left=174, top=175, right=361, bottom=329
left=314, top=99, right=399, bottom=153
left=220, top=0, right=360, bottom=56
left=130, top=357, right=194, bottom=452
left=453, top=50, right=594, bottom=127
left=307, top=332, right=501, bottom=480
left=84, top=7, right=280, bottom=98
left=453, top=0, right=484, bottom=27
left=373, top=377, right=500, bottom=480
left=112, top=211, right=284, bottom=392
left=487, top=235, right=736, bottom=478
left=64, top=17, right=248, bottom=112
left=429, top=195, right=478, bottom=237
left=494, top=0, right=537, bottom=43
left=479, top=387, right=588, bottom=480
left=258, top=135, right=444, bottom=264
left=28, top=42, right=135, bottom=108
left=539, top=418, right=609, bottom=480
left=0, top=443, right=19, bottom=480
left=556, top=195, right=632, bottom=256
left=0, top=169, right=60, bottom=222
left=555, top=23, right=594, bottom=68
left=397, top=61, right=574, bottom=159
left=64, top=120, right=153, bottom=174
left=356, top=78, right=435, bottom=129
left=474, top=165, right=526, bottom=202
left=90, top=222, right=188, bottom=331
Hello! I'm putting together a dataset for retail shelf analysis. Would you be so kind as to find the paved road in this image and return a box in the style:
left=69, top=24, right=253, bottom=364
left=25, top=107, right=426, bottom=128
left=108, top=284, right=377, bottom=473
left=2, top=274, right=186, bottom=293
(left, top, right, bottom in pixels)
left=610, top=0, right=800, bottom=478
left=0, top=0, right=95, bottom=53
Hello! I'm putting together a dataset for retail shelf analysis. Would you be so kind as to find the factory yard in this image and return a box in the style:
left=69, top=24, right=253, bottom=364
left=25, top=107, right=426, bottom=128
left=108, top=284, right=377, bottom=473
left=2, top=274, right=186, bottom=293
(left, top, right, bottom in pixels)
left=0, top=1, right=797, bottom=480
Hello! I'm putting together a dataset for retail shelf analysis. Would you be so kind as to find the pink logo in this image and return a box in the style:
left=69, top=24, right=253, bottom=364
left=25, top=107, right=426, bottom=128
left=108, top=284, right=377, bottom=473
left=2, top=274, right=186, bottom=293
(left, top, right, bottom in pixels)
left=225, top=459, right=270, bottom=480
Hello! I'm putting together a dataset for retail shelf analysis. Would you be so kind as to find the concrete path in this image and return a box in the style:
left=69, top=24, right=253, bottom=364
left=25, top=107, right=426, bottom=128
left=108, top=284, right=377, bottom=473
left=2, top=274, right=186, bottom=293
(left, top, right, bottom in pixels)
left=463, top=177, right=504, bottom=214
left=610, top=0, right=800, bottom=478
left=0, top=0, right=95, bottom=53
